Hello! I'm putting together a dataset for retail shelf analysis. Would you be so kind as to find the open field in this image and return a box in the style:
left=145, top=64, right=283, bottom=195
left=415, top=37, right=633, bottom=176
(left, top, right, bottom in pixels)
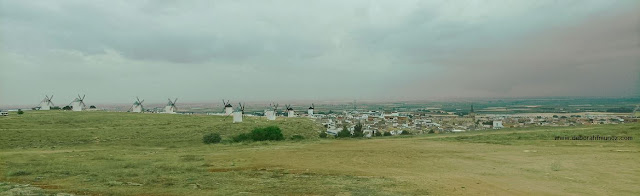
left=1, top=111, right=639, bottom=195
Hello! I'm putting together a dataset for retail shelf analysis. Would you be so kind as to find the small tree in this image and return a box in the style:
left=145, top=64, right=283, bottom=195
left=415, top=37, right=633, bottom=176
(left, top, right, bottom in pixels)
left=17, top=109, right=24, bottom=115
left=319, top=132, right=328, bottom=138
left=352, top=122, right=364, bottom=138
left=62, top=106, right=72, bottom=110
left=383, top=132, right=392, bottom=136
left=202, top=133, right=222, bottom=144
left=337, top=125, right=351, bottom=138
left=400, top=130, right=411, bottom=135
left=90, top=105, right=97, bottom=109
left=374, top=131, right=382, bottom=137
left=428, top=129, right=435, bottom=134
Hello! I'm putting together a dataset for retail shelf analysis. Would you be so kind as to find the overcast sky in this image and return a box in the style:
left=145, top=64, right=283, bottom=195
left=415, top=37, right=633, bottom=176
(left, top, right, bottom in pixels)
left=1, top=0, right=639, bottom=106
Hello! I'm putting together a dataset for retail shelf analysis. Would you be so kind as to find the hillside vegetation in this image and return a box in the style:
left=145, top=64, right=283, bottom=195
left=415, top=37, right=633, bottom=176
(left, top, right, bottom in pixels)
left=0, top=111, right=322, bottom=149
left=0, top=111, right=638, bottom=195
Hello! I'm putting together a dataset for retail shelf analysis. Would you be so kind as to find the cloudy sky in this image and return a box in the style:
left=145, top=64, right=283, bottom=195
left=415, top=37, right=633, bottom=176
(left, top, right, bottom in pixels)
left=1, top=0, right=638, bottom=106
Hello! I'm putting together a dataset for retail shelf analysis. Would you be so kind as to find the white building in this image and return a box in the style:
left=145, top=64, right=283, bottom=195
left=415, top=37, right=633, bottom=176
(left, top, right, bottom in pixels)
left=287, top=109, right=295, bottom=117
left=265, top=110, right=276, bottom=120
left=224, top=105, right=233, bottom=115
left=132, top=105, right=142, bottom=113
left=233, top=111, right=243, bottom=123
left=39, top=95, right=54, bottom=110
left=71, top=101, right=83, bottom=111
left=163, top=98, right=177, bottom=114
left=307, top=108, right=314, bottom=116
left=493, top=121, right=504, bottom=129
left=164, top=105, right=175, bottom=113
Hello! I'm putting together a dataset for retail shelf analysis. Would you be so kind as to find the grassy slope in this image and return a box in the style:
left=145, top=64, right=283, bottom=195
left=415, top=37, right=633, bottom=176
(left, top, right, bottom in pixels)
left=0, top=111, right=322, bottom=149
left=1, top=111, right=639, bottom=195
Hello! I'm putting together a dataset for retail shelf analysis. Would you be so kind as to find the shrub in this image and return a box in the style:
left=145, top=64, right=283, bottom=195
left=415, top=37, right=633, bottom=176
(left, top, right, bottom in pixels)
left=62, top=106, right=72, bottom=110
left=231, top=126, right=285, bottom=143
left=290, top=135, right=305, bottom=141
left=17, top=109, right=24, bottom=115
left=202, top=133, right=222, bottom=144
left=428, top=130, right=435, bottom=134
left=374, top=131, right=382, bottom=137
left=251, top=126, right=284, bottom=141
left=400, top=130, right=411, bottom=135
left=383, top=132, right=392, bottom=136
left=319, top=132, right=328, bottom=138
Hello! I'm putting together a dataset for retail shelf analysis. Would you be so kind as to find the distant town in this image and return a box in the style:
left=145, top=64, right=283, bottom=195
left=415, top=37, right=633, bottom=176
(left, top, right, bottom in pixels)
left=314, top=105, right=637, bottom=137
left=2, top=96, right=638, bottom=137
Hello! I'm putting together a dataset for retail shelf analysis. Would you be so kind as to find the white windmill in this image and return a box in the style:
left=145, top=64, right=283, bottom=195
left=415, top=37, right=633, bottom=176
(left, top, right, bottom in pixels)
left=222, top=99, right=233, bottom=115
left=164, top=98, right=178, bottom=113
left=128, top=97, right=144, bottom=113
left=307, top=103, right=314, bottom=116
left=265, top=103, right=278, bottom=120
left=69, top=94, right=86, bottom=112
left=233, top=102, right=245, bottom=123
left=286, top=104, right=295, bottom=117
left=38, top=95, right=55, bottom=110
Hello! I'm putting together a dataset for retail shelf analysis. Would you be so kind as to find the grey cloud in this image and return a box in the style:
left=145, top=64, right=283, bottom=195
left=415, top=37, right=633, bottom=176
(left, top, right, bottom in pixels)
left=0, top=0, right=638, bottom=106
left=1, top=0, right=337, bottom=64
left=393, top=5, right=639, bottom=98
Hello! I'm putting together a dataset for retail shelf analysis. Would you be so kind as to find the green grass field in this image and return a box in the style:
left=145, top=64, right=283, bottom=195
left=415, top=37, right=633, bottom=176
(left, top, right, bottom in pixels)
left=1, top=111, right=639, bottom=195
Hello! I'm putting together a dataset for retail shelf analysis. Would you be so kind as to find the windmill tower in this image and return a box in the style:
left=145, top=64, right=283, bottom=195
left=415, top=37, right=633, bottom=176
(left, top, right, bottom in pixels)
left=286, top=104, right=295, bottom=117
left=233, top=102, right=245, bottom=123
left=38, top=95, right=55, bottom=110
left=222, top=100, right=233, bottom=115
left=128, top=97, right=144, bottom=113
left=69, top=94, right=86, bottom=111
left=164, top=98, right=178, bottom=113
left=307, top=103, right=315, bottom=116
left=265, top=103, right=278, bottom=120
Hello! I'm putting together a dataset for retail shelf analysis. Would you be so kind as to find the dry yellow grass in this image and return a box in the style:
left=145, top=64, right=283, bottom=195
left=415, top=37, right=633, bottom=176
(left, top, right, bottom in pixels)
left=1, top=111, right=638, bottom=195
left=207, top=135, right=640, bottom=195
